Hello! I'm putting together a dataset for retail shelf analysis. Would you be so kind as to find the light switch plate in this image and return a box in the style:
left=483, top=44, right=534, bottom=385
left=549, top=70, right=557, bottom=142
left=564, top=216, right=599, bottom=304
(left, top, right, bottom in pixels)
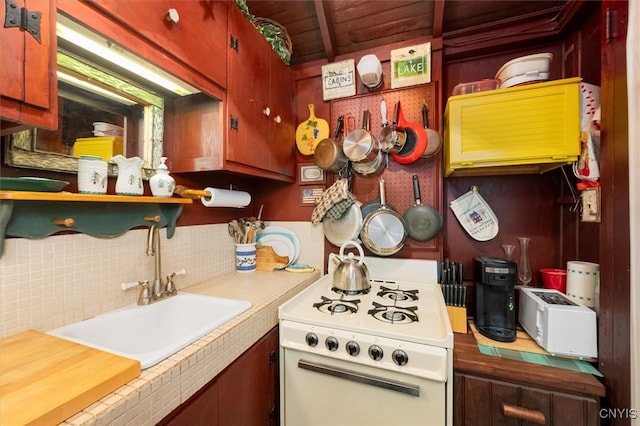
left=581, top=187, right=601, bottom=222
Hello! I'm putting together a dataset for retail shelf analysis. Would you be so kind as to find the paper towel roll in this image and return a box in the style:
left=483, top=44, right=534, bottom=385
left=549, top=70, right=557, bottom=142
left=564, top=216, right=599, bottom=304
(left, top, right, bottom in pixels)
left=201, top=188, right=251, bottom=208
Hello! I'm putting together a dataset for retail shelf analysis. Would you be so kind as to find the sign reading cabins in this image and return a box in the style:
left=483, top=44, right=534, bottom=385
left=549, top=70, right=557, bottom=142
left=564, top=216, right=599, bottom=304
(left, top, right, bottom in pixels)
left=322, top=59, right=356, bottom=101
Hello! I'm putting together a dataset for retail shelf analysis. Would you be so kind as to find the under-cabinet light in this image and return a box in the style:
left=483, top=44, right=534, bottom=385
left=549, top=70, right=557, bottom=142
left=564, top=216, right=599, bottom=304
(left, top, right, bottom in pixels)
left=56, top=15, right=200, bottom=96
left=57, top=70, right=138, bottom=105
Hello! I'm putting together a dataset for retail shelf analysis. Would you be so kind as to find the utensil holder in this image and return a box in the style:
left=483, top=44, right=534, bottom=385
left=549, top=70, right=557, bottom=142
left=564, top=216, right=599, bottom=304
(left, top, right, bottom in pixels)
left=235, top=243, right=257, bottom=273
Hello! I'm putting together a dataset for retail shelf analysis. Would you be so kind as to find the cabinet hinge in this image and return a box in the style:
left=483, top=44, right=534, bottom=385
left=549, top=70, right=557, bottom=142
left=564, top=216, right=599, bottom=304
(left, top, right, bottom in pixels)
left=229, top=35, right=239, bottom=52
left=269, top=350, right=277, bottom=365
left=3, top=0, right=41, bottom=43
left=230, top=116, right=239, bottom=131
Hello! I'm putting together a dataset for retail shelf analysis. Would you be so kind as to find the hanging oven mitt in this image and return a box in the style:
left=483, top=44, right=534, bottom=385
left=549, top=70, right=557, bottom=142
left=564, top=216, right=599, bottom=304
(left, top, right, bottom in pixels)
left=449, top=186, right=499, bottom=241
left=311, top=178, right=355, bottom=224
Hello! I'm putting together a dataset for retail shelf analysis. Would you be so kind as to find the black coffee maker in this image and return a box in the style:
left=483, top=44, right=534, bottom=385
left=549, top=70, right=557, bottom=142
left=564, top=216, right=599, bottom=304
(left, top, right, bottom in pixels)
left=474, top=256, right=517, bottom=342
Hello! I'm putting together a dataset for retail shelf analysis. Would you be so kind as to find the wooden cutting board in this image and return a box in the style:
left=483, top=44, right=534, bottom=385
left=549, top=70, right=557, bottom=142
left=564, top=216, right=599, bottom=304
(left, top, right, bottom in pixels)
left=0, top=330, right=140, bottom=426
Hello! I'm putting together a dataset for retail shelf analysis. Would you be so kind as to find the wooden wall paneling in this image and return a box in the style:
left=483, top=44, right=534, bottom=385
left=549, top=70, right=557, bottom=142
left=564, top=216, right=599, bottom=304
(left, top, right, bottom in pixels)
left=598, top=0, right=631, bottom=418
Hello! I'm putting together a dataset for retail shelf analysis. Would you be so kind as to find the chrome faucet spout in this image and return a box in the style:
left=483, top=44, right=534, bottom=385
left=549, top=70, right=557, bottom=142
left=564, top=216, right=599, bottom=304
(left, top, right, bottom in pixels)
left=146, top=224, right=164, bottom=299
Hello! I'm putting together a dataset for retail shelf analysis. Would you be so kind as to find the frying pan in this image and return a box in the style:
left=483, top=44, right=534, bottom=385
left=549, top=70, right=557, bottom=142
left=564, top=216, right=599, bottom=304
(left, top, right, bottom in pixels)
left=421, top=103, right=442, bottom=158
left=391, top=102, right=427, bottom=165
left=360, top=180, right=407, bottom=256
left=403, top=174, right=443, bottom=242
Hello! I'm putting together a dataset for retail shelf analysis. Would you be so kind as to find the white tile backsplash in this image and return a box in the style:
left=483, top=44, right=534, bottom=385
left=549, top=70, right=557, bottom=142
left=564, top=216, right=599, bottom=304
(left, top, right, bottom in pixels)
left=0, top=221, right=323, bottom=338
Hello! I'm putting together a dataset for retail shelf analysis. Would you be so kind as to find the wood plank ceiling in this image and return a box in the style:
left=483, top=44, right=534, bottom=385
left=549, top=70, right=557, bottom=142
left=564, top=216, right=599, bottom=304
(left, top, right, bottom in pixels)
left=243, top=0, right=596, bottom=66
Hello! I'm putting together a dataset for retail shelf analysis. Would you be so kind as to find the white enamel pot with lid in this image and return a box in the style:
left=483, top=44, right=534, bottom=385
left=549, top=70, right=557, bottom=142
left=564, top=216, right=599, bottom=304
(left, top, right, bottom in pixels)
left=332, top=240, right=371, bottom=294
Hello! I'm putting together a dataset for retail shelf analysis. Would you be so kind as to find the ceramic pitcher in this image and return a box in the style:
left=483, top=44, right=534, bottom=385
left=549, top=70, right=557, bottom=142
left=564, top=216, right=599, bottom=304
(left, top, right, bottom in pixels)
left=111, top=155, right=144, bottom=195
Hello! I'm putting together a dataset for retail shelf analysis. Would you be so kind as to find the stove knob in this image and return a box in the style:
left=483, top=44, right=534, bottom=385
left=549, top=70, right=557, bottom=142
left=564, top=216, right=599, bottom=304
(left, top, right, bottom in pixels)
left=346, top=341, right=360, bottom=356
left=325, top=336, right=339, bottom=351
left=392, top=350, right=409, bottom=366
left=305, top=333, right=318, bottom=347
left=368, top=345, right=384, bottom=361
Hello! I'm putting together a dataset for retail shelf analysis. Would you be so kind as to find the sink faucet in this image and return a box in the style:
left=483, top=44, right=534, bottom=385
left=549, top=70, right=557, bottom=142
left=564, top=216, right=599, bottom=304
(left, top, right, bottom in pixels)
left=147, top=224, right=164, bottom=300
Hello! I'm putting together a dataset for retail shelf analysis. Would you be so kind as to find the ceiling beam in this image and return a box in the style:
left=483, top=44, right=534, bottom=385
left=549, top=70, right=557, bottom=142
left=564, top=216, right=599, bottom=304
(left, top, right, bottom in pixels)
left=313, top=0, right=337, bottom=62
left=432, top=0, right=445, bottom=38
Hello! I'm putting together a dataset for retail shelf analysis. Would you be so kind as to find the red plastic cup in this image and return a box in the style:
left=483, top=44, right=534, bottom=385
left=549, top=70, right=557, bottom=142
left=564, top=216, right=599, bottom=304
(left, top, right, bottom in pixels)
left=540, top=268, right=567, bottom=293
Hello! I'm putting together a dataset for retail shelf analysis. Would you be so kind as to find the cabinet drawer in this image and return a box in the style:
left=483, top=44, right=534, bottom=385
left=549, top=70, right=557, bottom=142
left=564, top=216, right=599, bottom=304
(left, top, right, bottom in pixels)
left=455, top=373, right=600, bottom=426
left=89, top=0, right=228, bottom=89
left=444, top=77, right=581, bottom=176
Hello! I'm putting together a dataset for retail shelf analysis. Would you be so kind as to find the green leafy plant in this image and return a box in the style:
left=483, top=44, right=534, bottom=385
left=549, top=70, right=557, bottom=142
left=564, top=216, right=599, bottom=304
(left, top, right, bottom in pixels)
left=233, top=0, right=291, bottom=65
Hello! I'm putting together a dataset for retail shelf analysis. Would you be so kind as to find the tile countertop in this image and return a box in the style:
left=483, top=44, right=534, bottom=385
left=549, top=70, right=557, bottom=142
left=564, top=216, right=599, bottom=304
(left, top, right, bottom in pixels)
left=60, top=269, right=322, bottom=426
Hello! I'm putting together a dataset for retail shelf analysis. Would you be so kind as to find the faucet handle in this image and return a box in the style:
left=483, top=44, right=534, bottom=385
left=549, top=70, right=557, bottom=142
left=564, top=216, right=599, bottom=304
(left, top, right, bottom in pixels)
left=164, top=269, right=186, bottom=296
left=121, top=281, right=140, bottom=291
left=137, top=280, right=152, bottom=305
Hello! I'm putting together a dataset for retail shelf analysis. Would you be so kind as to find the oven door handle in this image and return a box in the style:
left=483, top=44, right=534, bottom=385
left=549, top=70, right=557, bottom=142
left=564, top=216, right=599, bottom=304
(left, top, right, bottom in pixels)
left=298, top=359, right=420, bottom=397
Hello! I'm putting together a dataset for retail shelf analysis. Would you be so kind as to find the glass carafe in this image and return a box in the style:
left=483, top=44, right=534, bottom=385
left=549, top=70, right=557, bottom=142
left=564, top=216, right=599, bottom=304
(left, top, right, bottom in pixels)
left=517, top=237, right=532, bottom=286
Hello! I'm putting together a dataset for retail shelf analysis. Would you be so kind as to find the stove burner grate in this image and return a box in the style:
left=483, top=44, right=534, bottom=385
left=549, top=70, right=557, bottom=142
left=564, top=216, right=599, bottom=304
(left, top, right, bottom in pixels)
left=368, top=302, right=419, bottom=324
left=313, top=296, right=360, bottom=315
left=377, top=286, right=419, bottom=302
left=331, top=286, right=370, bottom=296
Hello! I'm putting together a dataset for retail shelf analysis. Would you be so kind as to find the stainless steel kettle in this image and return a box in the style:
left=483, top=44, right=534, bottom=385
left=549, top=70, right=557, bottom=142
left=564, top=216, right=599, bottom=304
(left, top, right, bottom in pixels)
left=331, top=240, right=371, bottom=293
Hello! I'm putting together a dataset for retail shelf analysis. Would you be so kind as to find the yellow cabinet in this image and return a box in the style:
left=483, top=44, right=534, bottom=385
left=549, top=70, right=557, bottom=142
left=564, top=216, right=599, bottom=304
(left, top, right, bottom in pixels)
left=444, top=77, right=581, bottom=177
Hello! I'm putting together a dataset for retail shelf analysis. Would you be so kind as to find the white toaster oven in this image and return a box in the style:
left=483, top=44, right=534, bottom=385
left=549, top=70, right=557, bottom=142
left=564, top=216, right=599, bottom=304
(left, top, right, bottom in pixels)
left=519, top=288, right=597, bottom=359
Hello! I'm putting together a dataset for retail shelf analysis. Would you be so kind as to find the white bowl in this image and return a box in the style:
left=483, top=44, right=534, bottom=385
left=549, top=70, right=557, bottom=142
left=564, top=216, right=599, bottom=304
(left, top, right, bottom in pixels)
left=496, top=53, right=553, bottom=88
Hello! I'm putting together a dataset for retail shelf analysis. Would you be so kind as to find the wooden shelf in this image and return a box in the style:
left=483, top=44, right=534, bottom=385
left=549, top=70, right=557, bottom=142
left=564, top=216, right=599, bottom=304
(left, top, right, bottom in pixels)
left=0, top=191, right=192, bottom=256
left=0, top=191, right=192, bottom=203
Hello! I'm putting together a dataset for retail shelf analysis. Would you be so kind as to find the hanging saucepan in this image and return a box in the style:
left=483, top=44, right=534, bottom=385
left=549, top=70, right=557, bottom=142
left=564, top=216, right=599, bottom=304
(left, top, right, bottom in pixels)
left=379, top=100, right=406, bottom=154
left=350, top=110, right=384, bottom=176
left=360, top=180, right=407, bottom=256
left=323, top=167, right=364, bottom=247
left=343, top=110, right=379, bottom=164
left=314, top=115, right=348, bottom=172
left=403, top=174, right=443, bottom=241
left=421, top=103, right=443, bottom=159
left=391, top=102, right=427, bottom=165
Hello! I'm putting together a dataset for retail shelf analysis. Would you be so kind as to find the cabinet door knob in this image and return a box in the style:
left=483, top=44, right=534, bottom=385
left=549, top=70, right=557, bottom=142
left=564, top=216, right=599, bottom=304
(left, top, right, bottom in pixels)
left=502, top=403, right=546, bottom=424
left=166, top=8, right=179, bottom=23
left=274, top=115, right=282, bottom=124
left=53, top=218, right=74, bottom=228
left=263, top=107, right=271, bottom=117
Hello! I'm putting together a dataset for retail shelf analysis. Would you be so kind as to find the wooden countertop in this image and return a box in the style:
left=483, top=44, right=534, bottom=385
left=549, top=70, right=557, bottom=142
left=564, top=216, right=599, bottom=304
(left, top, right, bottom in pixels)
left=454, top=330, right=606, bottom=397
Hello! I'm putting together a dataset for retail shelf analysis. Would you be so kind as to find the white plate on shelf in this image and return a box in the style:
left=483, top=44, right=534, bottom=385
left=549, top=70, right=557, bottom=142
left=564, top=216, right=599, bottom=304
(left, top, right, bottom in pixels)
left=257, top=226, right=300, bottom=266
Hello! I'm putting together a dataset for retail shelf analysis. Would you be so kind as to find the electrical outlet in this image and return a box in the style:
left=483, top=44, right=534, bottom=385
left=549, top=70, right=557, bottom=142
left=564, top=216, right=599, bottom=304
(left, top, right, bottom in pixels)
left=581, top=187, right=601, bottom=222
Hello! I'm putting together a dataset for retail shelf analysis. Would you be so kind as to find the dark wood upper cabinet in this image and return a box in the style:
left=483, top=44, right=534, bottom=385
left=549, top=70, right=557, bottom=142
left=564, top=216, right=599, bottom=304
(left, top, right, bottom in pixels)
left=1, top=0, right=57, bottom=132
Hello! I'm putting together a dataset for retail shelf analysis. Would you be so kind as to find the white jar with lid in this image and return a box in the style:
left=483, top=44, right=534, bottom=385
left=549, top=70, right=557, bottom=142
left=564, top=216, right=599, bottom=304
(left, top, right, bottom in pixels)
left=149, top=157, right=175, bottom=197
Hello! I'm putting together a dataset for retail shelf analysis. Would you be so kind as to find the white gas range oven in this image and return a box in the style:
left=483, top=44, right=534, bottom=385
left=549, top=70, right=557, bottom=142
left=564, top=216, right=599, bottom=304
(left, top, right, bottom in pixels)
left=279, top=256, right=453, bottom=426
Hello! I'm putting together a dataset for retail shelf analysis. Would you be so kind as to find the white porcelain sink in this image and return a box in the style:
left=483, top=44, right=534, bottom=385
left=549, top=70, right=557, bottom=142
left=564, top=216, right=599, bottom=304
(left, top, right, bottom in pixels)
left=48, top=293, right=251, bottom=369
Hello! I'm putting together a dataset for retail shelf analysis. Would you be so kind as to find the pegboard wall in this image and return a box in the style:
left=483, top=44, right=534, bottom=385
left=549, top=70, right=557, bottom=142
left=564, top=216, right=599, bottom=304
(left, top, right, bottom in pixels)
left=330, top=84, right=442, bottom=251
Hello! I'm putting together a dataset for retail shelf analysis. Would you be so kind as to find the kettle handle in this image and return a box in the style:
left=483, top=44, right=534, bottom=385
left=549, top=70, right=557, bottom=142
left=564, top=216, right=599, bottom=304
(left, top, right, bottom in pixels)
left=339, top=240, right=365, bottom=264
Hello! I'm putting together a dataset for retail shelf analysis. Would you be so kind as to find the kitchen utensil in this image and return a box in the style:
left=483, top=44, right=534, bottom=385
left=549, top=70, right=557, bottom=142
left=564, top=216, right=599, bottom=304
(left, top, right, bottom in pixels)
left=111, top=155, right=144, bottom=195
left=314, top=115, right=348, bottom=172
left=324, top=200, right=363, bottom=247
left=0, top=177, right=70, bottom=192
left=391, top=102, right=427, bottom=165
left=343, top=110, right=379, bottom=164
left=295, top=104, right=329, bottom=156
left=403, top=174, right=442, bottom=242
left=379, top=100, right=406, bottom=154
left=256, top=225, right=301, bottom=266
left=331, top=240, right=371, bottom=293
left=421, top=103, right=442, bottom=158
left=540, top=268, right=567, bottom=293
left=360, top=180, right=407, bottom=256
left=496, top=53, right=553, bottom=88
